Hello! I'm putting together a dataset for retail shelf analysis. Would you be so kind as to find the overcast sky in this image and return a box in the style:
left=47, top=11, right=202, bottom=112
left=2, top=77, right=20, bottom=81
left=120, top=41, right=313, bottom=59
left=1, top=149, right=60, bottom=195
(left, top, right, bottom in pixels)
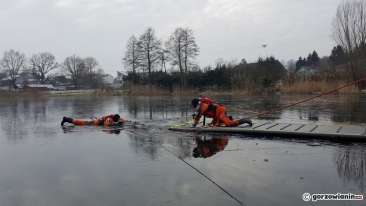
left=1, top=0, right=341, bottom=76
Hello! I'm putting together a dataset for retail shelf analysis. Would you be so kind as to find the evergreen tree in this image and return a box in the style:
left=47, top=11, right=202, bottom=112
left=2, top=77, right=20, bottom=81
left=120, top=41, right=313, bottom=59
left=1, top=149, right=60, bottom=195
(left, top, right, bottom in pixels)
left=329, top=45, right=345, bottom=66
left=306, top=53, right=312, bottom=65
left=311, top=50, right=320, bottom=65
left=295, top=56, right=306, bottom=71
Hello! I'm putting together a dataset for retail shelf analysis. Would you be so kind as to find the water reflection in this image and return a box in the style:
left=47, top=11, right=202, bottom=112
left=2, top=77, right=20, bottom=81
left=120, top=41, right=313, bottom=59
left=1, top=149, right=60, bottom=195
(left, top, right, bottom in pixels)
left=298, top=110, right=319, bottom=121
left=192, top=136, right=229, bottom=159
left=126, top=131, right=161, bottom=161
left=335, top=147, right=366, bottom=192
left=0, top=98, right=58, bottom=140
left=102, top=129, right=122, bottom=134
left=60, top=125, right=125, bottom=135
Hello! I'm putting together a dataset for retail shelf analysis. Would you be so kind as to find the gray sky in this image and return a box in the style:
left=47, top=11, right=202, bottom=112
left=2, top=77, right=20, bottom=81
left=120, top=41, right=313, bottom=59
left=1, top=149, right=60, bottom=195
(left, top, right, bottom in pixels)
left=1, top=0, right=341, bottom=76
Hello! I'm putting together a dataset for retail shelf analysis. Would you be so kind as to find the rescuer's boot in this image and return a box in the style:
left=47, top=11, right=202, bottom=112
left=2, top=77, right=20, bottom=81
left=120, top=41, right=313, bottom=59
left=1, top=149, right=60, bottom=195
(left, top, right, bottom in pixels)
left=239, top=119, right=252, bottom=127
left=61, top=117, right=73, bottom=126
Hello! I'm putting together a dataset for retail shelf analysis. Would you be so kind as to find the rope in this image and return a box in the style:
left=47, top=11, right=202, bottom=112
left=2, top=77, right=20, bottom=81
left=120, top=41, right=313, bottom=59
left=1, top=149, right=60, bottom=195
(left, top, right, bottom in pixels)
left=127, top=130, right=246, bottom=206
left=240, top=77, right=366, bottom=120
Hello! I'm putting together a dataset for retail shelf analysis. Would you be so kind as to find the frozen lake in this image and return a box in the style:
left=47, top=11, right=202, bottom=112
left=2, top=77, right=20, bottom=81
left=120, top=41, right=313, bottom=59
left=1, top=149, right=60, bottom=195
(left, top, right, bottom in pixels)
left=0, top=94, right=365, bottom=206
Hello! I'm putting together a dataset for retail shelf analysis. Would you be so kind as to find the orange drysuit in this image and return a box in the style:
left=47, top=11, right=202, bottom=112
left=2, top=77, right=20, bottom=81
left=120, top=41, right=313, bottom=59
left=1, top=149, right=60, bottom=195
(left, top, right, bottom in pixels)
left=193, top=137, right=229, bottom=158
left=193, top=102, right=240, bottom=127
left=72, top=114, right=127, bottom=126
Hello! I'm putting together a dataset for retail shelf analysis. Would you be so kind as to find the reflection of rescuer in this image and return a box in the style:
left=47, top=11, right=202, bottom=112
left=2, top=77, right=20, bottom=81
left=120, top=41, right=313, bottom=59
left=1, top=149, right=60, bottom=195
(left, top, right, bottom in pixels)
left=193, top=136, right=229, bottom=158
left=190, top=97, right=252, bottom=127
left=61, top=114, right=128, bottom=126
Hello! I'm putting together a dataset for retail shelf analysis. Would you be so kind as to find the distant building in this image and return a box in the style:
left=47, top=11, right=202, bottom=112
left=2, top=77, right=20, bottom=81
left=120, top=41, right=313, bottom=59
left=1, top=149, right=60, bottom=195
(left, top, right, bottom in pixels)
left=296, top=66, right=317, bottom=75
left=102, top=74, right=115, bottom=86
left=116, top=71, right=128, bottom=85
left=0, top=73, right=40, bottom=90
left=24, top=84, right=54, bottom=92
left=296, top=66, right=332, bottom=76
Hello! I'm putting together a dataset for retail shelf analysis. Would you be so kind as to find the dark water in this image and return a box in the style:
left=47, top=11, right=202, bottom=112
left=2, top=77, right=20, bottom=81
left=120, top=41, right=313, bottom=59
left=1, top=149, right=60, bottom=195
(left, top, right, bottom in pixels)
left=0, top=94, right=365, bottom=206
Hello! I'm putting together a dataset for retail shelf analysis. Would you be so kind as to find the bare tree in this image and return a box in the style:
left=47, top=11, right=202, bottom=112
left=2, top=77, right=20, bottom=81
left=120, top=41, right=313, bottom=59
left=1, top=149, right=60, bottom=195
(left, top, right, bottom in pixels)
left=285, top=59, right=296, bottom=72
left=226, top=59, right=238, bottom=69
left=61, top=55, right=86, bottom=90
left=123, top=35, right=141, bottom=84
left=0, top=49, right=27, bottom=90
left=190, top=64, right=201, bottom=72
left=165, top=28, right=185, bottom=89
left=318, top=56, right=334, bottom=73
left=165, top=27, right=199, bottom=90
left=29, top=52, right=59, bottom=84
left=84, top=57, right=102, bottom=89
left=215, top=58, right=225, bottom=68
left=160, top=48, right=169, bottom=73
left=138, top=27, right=162, bottom=86
left=182, top=27, right=199, bottom=89
left=332, top=0, right=366, bottom=90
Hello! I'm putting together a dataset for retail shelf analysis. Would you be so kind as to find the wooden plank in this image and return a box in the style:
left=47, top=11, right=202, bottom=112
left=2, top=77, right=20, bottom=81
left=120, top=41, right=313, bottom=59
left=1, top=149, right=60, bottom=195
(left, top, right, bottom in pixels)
left=297, top=125, right=318, bottom=132
left=338, top=126, right=365, bottom=135
left=168, top=121, right=366, bottom=141
left=312, top=125, right=341, bottom=133
left=252, top=122, right=268, bottom=129
left=266, top=124, right=291, bottom=131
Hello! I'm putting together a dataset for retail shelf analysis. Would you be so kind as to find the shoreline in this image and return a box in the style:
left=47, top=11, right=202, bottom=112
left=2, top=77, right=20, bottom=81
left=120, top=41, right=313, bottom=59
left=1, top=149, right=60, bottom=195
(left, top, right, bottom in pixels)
left=0, top=88, right=365, bottom=99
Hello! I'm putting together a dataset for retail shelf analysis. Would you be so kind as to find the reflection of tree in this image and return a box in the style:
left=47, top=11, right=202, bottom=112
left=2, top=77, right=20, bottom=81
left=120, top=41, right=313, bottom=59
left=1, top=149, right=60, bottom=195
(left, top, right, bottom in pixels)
left=335, top=148, right=366, bottom=192
left=192, top=136, right=229, bottom=159
left=126, top=96, right=193, bottom=120
left=125, top=131, right=194, bottom=160
left=102, top=129, right=121, bottom=135
left=297, top=109, right=319, bottom=121
left=329, top=95, right=366, bottom=123
left=0, top=98, right=60, bottom=140
left=0, top=99, right=31, bottom=141
left=126, top=132, right=160, bottom=161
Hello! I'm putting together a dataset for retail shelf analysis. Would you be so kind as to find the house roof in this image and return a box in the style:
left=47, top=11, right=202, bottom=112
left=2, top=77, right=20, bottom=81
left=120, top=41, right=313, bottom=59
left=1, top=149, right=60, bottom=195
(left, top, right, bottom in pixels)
left=117, top=71, right=128, bottom=76
left=15, top=84, right=24, bottom=89
left=25, top=84, right=54, bottom=89
left=296, top=66, right=331, bottom=75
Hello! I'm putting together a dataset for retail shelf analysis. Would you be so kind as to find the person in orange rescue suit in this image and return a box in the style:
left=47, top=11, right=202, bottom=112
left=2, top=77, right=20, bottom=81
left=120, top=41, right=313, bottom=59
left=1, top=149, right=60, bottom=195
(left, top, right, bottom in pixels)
left=192, top=136, right=229, bottom=158
left=190, top=98, right=252, bottom=128
left=61, top=114, right=128, bottom=126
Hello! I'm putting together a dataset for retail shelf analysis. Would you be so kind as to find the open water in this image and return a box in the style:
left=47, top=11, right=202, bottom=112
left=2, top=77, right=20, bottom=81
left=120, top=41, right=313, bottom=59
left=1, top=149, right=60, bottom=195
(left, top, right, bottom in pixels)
left=0, top=94, right=365, bottom=206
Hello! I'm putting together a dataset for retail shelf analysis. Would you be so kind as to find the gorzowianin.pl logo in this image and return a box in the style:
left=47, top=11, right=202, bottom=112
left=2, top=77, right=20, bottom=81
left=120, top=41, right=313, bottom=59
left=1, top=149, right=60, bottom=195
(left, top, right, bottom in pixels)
left=302, top=192, right=363, bottom=202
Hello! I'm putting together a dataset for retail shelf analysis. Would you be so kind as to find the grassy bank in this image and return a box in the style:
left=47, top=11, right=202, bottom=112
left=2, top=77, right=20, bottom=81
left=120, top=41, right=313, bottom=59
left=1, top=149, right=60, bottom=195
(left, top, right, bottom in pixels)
left=280, top=80, right=359, bottom=94
left=0, top=78, right=362, bottom=98
left=280, top=75, right=360, bottom=94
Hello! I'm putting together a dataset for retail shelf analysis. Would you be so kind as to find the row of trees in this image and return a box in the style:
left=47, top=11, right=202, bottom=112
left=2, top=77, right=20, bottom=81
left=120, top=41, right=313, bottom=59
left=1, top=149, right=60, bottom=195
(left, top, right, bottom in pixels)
left=331, top=0, right=366, bottom=90
left=123, top=56, right=287, bottom=92
left=122, top=27, right=199, bottom=90
left=0, top=50, right=105, bottom=90
left=295, top=51, right=320, bottom=71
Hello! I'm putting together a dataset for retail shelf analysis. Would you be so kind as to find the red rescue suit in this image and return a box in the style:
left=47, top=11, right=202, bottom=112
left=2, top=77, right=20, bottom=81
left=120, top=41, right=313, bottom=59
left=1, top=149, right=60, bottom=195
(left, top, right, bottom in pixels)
left=72, top=114, right=127, bottom=126
left=193, top=102, right=239, bottom=127
left=194, top=137, right=229, bottom=158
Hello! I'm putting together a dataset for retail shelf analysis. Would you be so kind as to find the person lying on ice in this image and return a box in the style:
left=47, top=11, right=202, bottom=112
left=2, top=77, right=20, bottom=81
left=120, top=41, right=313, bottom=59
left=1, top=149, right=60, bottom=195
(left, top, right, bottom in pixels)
left=61, top=114, right=128, bottom=126
left=191, top=98, right=252, bottom=128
